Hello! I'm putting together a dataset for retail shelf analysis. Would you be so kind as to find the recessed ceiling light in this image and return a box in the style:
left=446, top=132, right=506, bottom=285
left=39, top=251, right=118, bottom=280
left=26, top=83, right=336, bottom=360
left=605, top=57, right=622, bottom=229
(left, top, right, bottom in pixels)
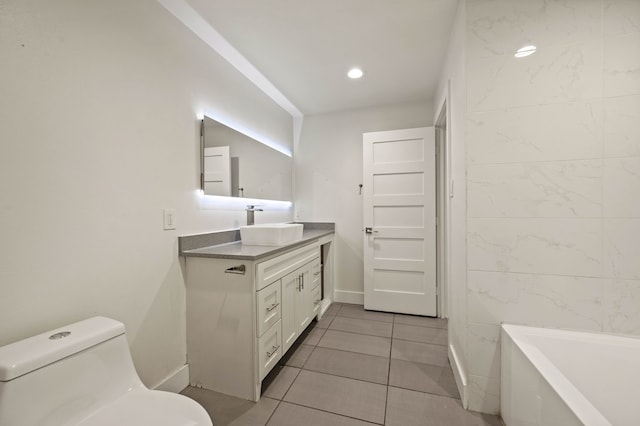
left=347, top=68, right=364, bottom=79
left=514, top=45, right=537, bottom=58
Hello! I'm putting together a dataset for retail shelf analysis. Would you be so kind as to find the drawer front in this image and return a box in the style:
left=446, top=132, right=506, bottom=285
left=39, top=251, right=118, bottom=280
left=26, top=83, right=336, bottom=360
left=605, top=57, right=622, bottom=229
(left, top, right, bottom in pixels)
left=311, top=284, right=322, bottom=316
left=258, top=319, right=282, bottom=380
left=256, top=243, right=320, bottom=291
left=256, top=281, right=281, bottom=337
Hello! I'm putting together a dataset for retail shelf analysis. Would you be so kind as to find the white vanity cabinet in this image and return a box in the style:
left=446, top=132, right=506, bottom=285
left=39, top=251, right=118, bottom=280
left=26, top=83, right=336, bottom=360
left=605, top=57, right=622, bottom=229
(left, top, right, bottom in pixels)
left=185, top=241, right=322, bottom=401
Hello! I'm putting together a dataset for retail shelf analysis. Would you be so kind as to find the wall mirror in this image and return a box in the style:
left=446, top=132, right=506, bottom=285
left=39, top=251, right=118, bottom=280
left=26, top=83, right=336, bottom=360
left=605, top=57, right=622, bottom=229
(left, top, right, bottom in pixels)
left=201, top=116, right=292, bottom=201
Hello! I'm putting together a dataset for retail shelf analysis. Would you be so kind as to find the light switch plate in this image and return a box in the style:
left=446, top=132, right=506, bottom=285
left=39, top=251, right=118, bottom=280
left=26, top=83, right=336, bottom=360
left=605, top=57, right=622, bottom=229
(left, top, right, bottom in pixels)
left=163, top=209, right=176, bottom=230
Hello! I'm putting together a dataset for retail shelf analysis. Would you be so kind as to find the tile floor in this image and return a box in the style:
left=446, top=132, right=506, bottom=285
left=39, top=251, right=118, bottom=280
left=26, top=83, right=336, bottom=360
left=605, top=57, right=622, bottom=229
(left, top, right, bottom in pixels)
left=182, top=303, right=504, bottom=426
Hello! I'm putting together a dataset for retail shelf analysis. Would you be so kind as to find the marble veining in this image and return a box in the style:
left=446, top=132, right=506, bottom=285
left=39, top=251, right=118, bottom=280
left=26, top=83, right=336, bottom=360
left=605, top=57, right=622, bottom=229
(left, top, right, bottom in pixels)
left=604, top=279, right=640, bottom=334
left=467, top=218, right=602, bottom=277
left=468, top=160, right=602, bottom=218
left=467, top=323, right=500, bottom=378
left=468, top=374, right=501, bottom=415
left=604, top=219, right=640, bottom=279
left=464, top=0, right=640, bottom=415
left=604, top=32, right=640, bottom=97
left=467, top=271, right=605, bottom=330
left=603, top=157, right=640, bottom=217
left=604, top=0, right=640, bottom=37
left=467, top=100, right=603, bottom=164
left=467, top=0, right=603, bottom=61
left=468, top=40, right=603, bottom=112
left=604, top=95, right=640, bottom=157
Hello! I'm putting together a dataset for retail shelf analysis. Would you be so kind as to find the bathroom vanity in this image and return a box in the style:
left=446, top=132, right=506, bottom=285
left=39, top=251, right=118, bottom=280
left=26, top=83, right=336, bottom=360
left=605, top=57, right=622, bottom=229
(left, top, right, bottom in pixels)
left=179, top=223, right=334, bottom=401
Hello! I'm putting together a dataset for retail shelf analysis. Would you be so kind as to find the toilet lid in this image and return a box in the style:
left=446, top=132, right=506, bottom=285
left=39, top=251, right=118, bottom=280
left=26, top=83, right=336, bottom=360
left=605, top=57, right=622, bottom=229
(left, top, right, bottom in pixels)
left=77, top=390, right=212, bottom=426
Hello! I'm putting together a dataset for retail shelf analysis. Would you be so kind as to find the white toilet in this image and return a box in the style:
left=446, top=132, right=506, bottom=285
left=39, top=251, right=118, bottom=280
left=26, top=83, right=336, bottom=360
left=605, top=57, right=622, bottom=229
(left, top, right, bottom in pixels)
left=0, top=316, right=213, bottom=426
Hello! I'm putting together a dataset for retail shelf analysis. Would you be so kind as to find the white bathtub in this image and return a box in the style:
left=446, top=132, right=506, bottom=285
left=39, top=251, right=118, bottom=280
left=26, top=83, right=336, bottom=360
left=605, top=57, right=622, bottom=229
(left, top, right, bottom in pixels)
left=501, top=324, right=640, bottom=426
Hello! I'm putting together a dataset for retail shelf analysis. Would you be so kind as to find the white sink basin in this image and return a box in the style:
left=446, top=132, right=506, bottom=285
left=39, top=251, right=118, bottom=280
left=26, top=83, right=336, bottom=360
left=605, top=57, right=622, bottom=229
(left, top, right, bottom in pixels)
left=240, top=223, right=304, bottom=246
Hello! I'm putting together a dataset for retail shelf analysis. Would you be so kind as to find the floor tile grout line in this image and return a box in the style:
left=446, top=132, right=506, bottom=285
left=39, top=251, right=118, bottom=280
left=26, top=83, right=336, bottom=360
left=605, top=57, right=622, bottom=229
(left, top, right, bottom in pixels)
left=277, top=399, right=384, bottom=425
left=393, top=321, right=448, bottom=330
left=305, top=342, right=391, bottom=361
left=334, top=312, right=447, bottom=329
left=334, top=313, right=395, bottom=324
left=386, top=384, right=466, bottom=404
left=313, top=343, right=389, bottom=360
left=262, top=399, right=282, bottom=426
left=275, top=365, right=302, bottom=402
left=322, top=327, right=393, bottom=340
left=327, top=327, right=393, bottom=339
left=330, top=315, right=393, bottom=325
left=383, top=319, right=394, bottom=425
left=290, top=366, right=389, bottom=389
left=390, top=336, right=448, bottom=347
left=300, top=365, right=389, bottom=387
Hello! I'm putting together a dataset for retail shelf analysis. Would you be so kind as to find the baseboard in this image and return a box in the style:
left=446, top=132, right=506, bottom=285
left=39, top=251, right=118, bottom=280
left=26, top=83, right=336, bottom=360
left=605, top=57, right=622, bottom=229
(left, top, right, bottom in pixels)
left=449, top=343, right=468, bottom=409
left=153, top=364, right=190, bottom=393
left=334, top=290, right=364, bottom=305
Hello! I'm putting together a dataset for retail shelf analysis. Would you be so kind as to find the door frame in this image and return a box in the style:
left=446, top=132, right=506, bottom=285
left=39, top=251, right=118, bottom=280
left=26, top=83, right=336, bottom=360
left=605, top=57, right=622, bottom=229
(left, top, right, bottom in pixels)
left=435, top=95, right=451, bottom=319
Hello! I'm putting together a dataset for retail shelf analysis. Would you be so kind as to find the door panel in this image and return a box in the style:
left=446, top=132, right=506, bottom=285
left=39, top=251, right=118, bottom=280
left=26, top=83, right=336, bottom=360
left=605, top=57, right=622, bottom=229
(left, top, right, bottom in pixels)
left=363, top=127, right=436, bottom=316
left=295, top=263, right=312, bottom=332
left=281, top=272, right=299, bottom=353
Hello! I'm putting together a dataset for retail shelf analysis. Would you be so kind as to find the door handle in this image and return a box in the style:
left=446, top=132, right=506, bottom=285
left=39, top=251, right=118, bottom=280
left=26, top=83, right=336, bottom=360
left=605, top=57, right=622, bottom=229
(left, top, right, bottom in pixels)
left=365, top=227, right=378, bottom=234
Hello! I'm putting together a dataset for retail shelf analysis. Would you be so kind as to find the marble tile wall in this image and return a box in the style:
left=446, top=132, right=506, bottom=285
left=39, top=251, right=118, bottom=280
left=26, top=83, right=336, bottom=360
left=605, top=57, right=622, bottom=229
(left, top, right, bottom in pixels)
left=464, top=0, right=640, bottom=414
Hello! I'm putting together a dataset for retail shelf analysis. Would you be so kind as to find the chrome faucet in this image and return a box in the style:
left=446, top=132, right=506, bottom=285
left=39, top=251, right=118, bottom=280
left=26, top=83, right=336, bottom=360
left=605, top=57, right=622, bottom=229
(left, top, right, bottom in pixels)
left=245, top=205, right=263, bottom=226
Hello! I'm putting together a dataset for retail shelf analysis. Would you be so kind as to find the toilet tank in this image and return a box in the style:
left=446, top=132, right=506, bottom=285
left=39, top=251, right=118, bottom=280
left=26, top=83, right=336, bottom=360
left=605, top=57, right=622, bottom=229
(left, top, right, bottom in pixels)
left=0, top=317, right=145, bottom=426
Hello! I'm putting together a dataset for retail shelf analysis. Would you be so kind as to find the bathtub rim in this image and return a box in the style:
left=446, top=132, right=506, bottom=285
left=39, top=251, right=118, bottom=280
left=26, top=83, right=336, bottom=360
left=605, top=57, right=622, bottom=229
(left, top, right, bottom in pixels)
left=501, top=323, right=615, bottom=426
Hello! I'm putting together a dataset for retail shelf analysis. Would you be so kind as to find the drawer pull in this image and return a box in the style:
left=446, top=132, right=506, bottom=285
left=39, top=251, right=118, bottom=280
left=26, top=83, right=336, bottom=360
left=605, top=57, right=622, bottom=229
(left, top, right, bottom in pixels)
left=266, top=303, right=279, bottom=312
left=314, top=299, right=321, bottom=305
left=266, top=345, right=280, bottom=358
left=314, top=272, right=321, bottom=276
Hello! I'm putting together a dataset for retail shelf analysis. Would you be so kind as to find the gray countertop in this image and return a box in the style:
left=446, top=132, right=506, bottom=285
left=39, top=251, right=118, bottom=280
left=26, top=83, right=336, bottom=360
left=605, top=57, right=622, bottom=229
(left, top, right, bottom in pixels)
left=179, top=226, right=334, bottom=261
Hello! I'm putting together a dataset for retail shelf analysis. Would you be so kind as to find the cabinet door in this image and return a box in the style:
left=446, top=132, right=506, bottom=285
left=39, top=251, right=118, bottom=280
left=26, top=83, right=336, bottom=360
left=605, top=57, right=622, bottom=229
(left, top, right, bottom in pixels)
left=281, top=270, right=300, bottom=353
left=295, top=262, right=313, bottom=333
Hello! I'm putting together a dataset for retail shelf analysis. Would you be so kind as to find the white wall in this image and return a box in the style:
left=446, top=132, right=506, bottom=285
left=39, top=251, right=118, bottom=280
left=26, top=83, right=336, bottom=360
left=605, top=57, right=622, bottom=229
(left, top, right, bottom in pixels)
left=294, top=101, right=433, bottom=303
left=464, top=0, right=640, bottom=414
left=433, top=0, right=468, bottom=409
left=0, top=0, right=292, bottom=388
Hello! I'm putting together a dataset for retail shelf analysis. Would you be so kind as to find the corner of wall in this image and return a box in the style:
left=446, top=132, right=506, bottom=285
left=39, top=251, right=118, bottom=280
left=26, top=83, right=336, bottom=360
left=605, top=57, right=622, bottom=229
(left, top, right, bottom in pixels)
left=448, top=343, right=468, bottom=408
left=153, top=364, right=190, bottom=393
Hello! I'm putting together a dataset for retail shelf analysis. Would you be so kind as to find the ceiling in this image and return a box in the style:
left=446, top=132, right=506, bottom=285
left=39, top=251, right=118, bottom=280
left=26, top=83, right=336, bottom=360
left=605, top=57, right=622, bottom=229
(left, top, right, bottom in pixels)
left=185, top=0, right=459, bottom=116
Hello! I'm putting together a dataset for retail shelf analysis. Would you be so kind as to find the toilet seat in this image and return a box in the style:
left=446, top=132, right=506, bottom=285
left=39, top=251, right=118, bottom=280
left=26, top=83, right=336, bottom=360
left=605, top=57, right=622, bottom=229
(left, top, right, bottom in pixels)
left=77, top=389, right=212, bottom=426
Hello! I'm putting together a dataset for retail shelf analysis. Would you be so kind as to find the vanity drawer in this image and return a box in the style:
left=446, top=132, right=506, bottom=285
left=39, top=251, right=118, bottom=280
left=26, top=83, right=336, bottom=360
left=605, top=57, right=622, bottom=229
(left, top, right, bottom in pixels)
left=258, top=319, right=282, bottom=380
left=256, top=280, right=281, bottom=337
left=311, top=284, right=321, bottom=316
left=256, top=243, right=320, bottom=291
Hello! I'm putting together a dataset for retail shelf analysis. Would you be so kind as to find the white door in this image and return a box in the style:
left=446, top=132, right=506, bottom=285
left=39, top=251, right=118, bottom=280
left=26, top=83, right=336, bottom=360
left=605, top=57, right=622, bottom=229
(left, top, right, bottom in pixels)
left=363, top=127, right=437, bottom=316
